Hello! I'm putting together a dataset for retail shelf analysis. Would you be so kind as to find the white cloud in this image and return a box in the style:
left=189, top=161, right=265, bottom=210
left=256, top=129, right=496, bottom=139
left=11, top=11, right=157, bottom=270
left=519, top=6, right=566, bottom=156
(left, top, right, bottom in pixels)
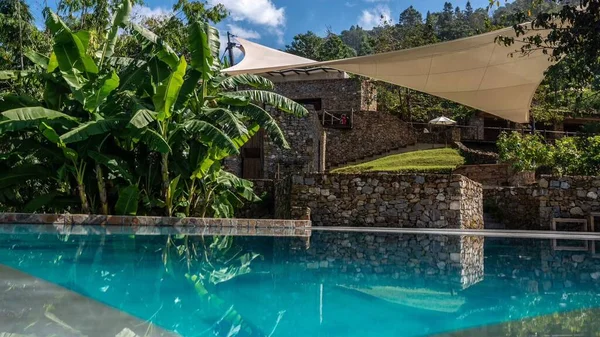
left=364, top=0, right=389, bottom=2
left=358, top=5, right=391, bottom=29
left=345, top=2, right=357, bottom=7
left=208, top=0, right=285, bottom=28
left=130, top=5, right=173, bottom=22
left=227, top=24, right=261, bottom=40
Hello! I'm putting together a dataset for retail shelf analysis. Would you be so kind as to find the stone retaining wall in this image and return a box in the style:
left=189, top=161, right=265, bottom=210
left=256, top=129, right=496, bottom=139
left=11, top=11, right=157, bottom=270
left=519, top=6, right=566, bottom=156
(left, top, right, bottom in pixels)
left=274, top=232, right=484, bottom=290
left=287, top=173, right=483, bottom=228
left=484, top=176, right=600, bottom=229
left=325, top=111, right=417, bottom=168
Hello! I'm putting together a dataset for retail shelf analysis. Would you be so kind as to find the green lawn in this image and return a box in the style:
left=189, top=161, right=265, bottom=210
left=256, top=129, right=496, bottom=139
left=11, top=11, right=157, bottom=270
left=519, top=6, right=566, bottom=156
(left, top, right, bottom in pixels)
left=332, top=148, right=465, bottom=174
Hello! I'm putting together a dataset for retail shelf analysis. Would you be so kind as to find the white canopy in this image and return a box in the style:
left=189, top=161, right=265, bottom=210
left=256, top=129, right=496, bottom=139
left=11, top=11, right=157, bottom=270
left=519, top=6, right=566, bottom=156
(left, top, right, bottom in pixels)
left=429, top=116, right=456, bottom=125
left=223, top=24, right=555, bottom=123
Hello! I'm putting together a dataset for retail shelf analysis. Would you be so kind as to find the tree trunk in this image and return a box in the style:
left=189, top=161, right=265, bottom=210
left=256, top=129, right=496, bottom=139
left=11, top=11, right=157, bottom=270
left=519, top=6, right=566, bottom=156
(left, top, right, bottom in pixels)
left=161, top=153, right=170, bottom=216
left=78, top=182, right=90, bottom=214
left=96, top=164, right=108, bottom=215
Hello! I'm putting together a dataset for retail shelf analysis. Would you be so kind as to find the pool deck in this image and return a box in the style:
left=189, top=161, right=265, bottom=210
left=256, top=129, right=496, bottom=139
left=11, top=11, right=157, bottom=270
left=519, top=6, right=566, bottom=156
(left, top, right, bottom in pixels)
left=0, top=264, right=178, bottom=337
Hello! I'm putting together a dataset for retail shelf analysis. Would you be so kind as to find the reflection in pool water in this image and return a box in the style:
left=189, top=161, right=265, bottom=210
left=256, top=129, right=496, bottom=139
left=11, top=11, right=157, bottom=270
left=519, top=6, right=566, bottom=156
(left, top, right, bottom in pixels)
left=0, top=230, right=599, bottom=336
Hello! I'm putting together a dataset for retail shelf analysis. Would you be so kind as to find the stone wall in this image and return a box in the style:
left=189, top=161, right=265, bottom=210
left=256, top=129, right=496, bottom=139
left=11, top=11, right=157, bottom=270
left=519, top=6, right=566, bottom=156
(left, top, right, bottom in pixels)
left=273, top=78, right=374, bottom=112
left=454, top=164, right=512, bottom=187
left=287, top=173, right=483, bottom=228
left=484, top=176, right=600, bottom=229
left=325, top=111, right=417, bottom=167
left=262, top=108, right=324, bottom=179
left=484, top=186, right=540, bottom=229
left=273, top=232, right=484, bottom=290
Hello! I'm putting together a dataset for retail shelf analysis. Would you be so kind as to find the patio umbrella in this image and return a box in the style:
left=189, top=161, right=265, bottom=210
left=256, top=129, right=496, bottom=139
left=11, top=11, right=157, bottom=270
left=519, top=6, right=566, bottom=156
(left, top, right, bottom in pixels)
left=428, top=116, right=456, bottom=147
left=428, top=116, right=456, bottom=125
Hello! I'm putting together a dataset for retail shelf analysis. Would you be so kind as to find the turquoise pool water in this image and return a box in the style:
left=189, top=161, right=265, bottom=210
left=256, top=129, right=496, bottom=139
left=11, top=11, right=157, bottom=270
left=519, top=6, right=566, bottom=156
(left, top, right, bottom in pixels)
left=0, top=230, right=599, bottom=336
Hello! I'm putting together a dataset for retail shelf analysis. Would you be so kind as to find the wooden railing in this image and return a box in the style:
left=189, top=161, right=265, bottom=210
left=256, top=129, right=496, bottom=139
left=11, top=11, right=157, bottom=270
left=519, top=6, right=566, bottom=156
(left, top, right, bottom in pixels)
left=319, top=109, right=353, bottom=129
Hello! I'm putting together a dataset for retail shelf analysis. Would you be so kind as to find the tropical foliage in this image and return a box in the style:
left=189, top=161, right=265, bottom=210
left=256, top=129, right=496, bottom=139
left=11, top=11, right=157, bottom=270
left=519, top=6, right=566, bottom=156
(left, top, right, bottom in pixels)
left=0, top=0, right=307, bottom=217
left=497, top=131, right=600, bottom=176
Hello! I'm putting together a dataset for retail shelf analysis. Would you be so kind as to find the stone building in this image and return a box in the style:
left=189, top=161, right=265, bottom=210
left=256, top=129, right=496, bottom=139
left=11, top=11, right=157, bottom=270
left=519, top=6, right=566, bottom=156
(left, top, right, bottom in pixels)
left=224, top=67, right=417, bottom=179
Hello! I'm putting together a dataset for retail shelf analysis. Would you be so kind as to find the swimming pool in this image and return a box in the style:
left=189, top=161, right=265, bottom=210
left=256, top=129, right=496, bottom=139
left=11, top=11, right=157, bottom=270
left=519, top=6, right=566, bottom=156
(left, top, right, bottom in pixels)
left=0, top=227, right=599, bottom=336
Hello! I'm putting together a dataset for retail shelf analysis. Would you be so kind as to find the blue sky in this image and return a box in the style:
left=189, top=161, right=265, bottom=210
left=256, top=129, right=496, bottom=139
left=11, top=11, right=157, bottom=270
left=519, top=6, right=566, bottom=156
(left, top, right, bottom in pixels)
left=29, top=0, right=496, bottom=48
left=131, top=0, right=495, bottom=48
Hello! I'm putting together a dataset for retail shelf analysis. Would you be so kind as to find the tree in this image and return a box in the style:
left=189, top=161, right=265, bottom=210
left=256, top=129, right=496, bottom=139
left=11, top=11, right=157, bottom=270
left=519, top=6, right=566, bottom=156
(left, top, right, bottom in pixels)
left=0, top=0, right=51, bottom=70
left=284, top=31, right=324, bottom=60
left=496, top=0, right=600, bottom=117
left=340, top=25, right=368, bottom=55
left=317, top=33, right=356, bottom=61
left=399, top=6, right=423, bottom=27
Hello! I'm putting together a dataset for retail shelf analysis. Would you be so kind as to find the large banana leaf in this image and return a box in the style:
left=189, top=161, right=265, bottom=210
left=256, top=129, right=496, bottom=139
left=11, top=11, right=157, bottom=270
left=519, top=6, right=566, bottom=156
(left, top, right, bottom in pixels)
left=214, top=74, right=274, bottom=90
left=24, top=51, right=49, bottom=69
left=188, top=21, right=219, bottom=74
left=201, top=107, right=248, bottom=139
left=153, top=57, right=187, bottom=120
left=183, top=120, right=239, bottom=155
left=84, top=71, right=120, bottom=112
left=174, top=70, right=202, bottom=112
left=0, top=94, right=41, bottom=112
left=60, top=116, right=126, bottom=144
left=0, top=165, right=50, bottom=189
left=88, top=151, right=134, bottom=184
left=231, top=103, right=289, bottom=149
left=100, top=0, right=132, bottom=67
left=128, top=109, right=156, bottom=129
left=1, top=107, right=76, bottom=122
left=115, top=185, right=139, bottom=215
left=45, top=10, right=98, bottom=74
left=139, top=128, right=171, bottom=153
left=130, top=22, right=179, bottom=70
left=226, top=90, right=308, bottom=117
left=23, top=192, right=60, bottom=212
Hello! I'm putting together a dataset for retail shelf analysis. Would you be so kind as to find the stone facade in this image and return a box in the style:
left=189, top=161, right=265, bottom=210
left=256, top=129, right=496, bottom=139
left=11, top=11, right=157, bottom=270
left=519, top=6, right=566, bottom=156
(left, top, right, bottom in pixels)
left=484, top=176, right=600, bottom=229
left=263, top=108, right=324, bottom=179
left=454, top=164, right=511, bottom=187
left=274, top=232, right=484, bottom=290
left=286, top=173, right=483, bottom=228
left=273, top=78, right=376, bottom=112
left=325, top=111, right=417, bottom=168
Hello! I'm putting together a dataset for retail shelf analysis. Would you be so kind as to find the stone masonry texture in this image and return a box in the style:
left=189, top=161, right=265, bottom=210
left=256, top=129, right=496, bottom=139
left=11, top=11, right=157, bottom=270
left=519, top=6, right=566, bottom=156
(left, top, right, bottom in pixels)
left=286, top=173, right=483, bottom=229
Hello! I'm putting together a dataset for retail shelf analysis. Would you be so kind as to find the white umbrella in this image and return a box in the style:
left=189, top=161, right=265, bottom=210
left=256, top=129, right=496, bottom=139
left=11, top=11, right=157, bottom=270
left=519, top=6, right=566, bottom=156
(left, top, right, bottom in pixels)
left=429, top=116, right=456, bottom=126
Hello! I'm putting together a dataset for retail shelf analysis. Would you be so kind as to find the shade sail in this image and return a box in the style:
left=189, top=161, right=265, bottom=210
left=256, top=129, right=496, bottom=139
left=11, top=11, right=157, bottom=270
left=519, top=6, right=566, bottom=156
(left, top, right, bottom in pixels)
left=223, top=24, right=555, bottom=123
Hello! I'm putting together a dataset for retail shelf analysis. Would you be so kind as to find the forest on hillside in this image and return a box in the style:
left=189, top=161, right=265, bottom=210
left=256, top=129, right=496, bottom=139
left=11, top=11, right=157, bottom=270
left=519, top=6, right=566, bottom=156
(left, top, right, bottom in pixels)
left=284, top=0, right=599, bottom=125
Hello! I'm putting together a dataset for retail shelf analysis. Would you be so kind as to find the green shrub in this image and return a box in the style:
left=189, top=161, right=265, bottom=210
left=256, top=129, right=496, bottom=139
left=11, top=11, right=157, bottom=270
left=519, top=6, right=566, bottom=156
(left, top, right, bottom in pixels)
left=497, top=132, right=552, bottom=172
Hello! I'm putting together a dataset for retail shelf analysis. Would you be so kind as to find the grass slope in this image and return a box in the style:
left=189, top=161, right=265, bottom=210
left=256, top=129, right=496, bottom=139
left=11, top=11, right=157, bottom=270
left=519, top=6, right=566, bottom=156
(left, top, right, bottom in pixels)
left=332, top=148, right=465, bottom=174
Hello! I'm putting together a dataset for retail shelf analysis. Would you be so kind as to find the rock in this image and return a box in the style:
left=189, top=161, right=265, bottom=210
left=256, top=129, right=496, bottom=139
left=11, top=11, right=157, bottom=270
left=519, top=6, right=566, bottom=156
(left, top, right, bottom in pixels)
left=542, top=281, right=552, bottom=291
left=564, top=280, right=573, bottom=288
left=320, top=189, right=330, bottom=196
left=588, top=191, right=598, bottom=199
left=437, top=261, right=446, bottom=269
left=591, top=272, right=600, bottom=280
left=449, top=201, right=461, bottom=210
left=450, top=253, right=461, bottom=262
left=436, top=194, right=446, bottom=201
left=304, top=177, right=315, bottom=185
left=415, top=176, right=425, bottom=184
left=539, top=178, right=549, bottom=188
left=319, top=261, right=329, bottom=268
left=572, top=255, right=585, bottom=263
left=550, top=180, right=560, bottom=188
left=570, top=207, right=584, bottom=216
left=362, top=186, right=373, bottom=194
left=561, top=181, right=570, bottom=189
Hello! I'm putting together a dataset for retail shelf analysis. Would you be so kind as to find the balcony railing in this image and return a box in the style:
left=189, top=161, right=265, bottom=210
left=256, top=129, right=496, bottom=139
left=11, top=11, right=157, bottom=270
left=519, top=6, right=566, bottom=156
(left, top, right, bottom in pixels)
left=318, top=109, right=353, bottom=129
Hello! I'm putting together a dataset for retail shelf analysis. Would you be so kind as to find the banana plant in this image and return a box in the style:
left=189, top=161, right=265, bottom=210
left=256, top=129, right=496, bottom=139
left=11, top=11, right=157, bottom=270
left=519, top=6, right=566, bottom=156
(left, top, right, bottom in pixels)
left=0, top=0, right=308, bottom=217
